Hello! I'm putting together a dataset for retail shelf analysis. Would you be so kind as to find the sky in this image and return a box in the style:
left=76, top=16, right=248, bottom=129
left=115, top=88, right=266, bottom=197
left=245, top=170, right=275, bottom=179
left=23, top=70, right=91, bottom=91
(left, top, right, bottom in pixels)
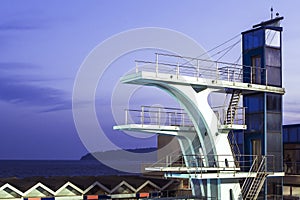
left=1, top=0, right=300, bottom=160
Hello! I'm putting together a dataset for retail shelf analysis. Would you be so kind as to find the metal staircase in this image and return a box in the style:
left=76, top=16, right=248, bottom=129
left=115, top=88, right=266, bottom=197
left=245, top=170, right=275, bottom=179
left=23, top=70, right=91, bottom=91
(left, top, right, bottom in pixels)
left=227, top=131, right=241, bottom=168
left=241, top=156, right=268, bottom=200
left=225, top=90, right=242, bottom=125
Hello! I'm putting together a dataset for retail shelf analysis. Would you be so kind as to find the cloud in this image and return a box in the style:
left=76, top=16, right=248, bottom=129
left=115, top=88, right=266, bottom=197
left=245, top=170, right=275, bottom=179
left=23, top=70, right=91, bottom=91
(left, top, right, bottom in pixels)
left=0, top=15, right=45, bottom=31
left=0, top=62, right=39, bottom=70
left=0, top=62, right=71, bottom=112
left=283, top=101, right=300, bottom=124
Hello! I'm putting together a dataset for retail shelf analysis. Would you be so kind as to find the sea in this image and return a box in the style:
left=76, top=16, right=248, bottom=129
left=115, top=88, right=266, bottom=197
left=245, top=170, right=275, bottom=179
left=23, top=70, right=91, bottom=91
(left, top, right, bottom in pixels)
left=0, top=160, right=138, bottom=178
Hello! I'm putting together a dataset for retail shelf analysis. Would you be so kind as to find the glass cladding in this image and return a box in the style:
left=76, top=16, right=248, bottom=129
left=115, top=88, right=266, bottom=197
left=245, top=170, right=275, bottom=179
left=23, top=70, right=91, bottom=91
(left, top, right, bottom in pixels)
left=243, top=29, right=264, bottom=50
left=244, top=94, right=264, bottom=113
left=267, top=113, right=282, bottom=131
left=267, top=133, right=281, bottom=152
left=265, top=29, right=280, bottom=47
left=267, top=94, right=282, bottom=112
left=265, top=47, right=281, bottom=86
left=266, top=66, right=281, bottom=86
left=246, top=114, right=264, bottom=132
left=265, top=48, right=281, bottom=67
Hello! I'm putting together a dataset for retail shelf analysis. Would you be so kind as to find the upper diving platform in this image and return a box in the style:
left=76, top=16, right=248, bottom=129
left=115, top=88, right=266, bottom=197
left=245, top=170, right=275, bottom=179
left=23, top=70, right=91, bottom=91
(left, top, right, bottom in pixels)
left=121, top=53, right=285, bottom=95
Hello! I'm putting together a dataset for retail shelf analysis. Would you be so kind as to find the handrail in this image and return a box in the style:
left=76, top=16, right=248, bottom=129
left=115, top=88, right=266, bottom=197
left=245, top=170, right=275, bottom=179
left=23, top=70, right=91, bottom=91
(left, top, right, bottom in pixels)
left=145, top=154, right=273, bottom=170
left=212, top=106, right=246, bottom=126
left=124, top=106, right=193, bottom=127
left=134, top=53, right=270, bottom=86
left=124, top=105, right=246, bottom=128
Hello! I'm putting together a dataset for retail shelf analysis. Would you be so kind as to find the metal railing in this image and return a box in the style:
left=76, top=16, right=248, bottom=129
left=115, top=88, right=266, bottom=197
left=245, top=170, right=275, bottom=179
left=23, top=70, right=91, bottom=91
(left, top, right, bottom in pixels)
left=240, top=155, right=275, bottom=200
left=145, top=154, right=275, bottom=174
left=284, top=161, right=300, bottom=175
left=212, top=106, right=246, bottom=126
left=124, top=106, right=193, bottom=127
left=123, top=105, right=245, bottom=129
left=134, top=53, right=269, bottom=86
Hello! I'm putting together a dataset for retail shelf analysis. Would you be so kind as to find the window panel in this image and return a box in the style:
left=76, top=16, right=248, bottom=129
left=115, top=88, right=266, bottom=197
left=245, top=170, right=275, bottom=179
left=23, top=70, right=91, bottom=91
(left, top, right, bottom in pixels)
left=266, top=66, right=281, bottom=86
left=265, top=29, right=280, bottom=47
left=265, top=48, right=281, bottom=67
left=267, top=133, right=281, bottom=152
left=243, top=29, right=264, bottom=50
left=267, top=113, right=282, bottom=131
left=244, top=94, right=264, bottom=113
left=267, top=94, right=282, bottom=112
left=246, top=114, right=264, bottom=132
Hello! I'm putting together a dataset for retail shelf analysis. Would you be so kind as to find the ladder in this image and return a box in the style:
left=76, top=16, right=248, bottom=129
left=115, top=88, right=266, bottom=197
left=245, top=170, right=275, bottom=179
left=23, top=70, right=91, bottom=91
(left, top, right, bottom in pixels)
left=225, top=90, right=242, bottom=125
left=241, top=156, right=268, bottom=200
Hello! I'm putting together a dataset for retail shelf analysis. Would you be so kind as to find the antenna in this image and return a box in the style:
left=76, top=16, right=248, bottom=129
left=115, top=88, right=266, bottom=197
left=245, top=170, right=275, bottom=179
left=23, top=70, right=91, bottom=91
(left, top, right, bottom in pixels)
left=270, top=7, right=273, bottom=19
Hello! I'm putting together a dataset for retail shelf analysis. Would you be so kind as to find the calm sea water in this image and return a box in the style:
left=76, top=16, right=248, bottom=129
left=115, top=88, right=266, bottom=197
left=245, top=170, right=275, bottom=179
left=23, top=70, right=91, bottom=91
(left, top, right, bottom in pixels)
left=0, top=160, right=136, bottom=178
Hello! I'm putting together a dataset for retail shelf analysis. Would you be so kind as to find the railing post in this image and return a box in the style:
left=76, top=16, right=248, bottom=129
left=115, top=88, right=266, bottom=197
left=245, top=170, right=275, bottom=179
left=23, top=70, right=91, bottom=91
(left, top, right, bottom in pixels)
left=197, top=60, right=200, bottom=81
left=158, top=107, right=161, bottom=126
left=234, top=65, right=236, bottom=82
left=216, top=62, right=219, bottom=80
left=141, top=106, right=144, bottom=126
left=135, top=61, right=138, bottom=73
left=176, top=62, right=179, bottom=79
left=227, top=67, right=230, bottom=81
left=125, top=109, right=128, bottom=125
left=166, top=155, right=168, bottom=167
left=156, top=53, right=159, bottom=77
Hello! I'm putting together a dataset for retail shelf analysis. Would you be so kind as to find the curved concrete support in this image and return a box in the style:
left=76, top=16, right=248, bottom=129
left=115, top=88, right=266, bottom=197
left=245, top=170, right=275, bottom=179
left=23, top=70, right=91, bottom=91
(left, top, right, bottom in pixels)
left=176, top=136, right=206, bottom=198
left=152, top=82, right=234, bottom=166
left=141, top=81, right=240, bottom=199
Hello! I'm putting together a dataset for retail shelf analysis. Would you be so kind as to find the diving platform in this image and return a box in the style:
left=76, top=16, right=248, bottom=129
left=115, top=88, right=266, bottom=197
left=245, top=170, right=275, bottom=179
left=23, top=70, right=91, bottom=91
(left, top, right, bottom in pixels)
left=164, top=172, right=285, bottom=179
left=121, top=71, right=284, bottom=94
left=113, top=53, right=285, bottom=199
left=121, top=53, right=285, bottom=95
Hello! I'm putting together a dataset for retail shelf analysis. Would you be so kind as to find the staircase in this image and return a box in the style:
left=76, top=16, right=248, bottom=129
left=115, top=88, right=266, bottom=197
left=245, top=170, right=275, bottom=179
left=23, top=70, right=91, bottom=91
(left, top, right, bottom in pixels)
left=225, top=90, right=242, bottom=125
left=241, top=156, right=268, bottom=200
left=227, top=131, right=241, bottom=168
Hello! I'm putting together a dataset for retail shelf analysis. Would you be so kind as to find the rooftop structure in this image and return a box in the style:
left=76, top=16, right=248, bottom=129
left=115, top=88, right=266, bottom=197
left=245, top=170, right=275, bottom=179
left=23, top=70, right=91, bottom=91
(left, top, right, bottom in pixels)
left=0, top=176, right=181, bottom=199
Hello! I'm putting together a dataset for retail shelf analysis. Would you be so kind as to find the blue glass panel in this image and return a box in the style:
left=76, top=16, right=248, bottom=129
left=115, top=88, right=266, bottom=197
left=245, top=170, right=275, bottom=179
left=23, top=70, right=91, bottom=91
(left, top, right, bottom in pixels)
left=244, top=94, right=264, bottom=113
left=246, top=114, right=264, bottom=132
left=243, top=29, right=264, bottom=50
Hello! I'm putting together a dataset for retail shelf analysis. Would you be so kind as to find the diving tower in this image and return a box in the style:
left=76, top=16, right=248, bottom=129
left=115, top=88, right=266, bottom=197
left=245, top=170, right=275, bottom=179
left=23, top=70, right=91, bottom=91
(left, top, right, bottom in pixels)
left=114, top=16, right=285, bottom=199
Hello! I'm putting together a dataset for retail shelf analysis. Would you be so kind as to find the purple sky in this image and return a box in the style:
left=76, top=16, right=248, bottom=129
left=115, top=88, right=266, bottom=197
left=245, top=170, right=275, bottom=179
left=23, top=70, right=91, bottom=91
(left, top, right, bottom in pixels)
left=1, top=1, right=300, bottom=160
